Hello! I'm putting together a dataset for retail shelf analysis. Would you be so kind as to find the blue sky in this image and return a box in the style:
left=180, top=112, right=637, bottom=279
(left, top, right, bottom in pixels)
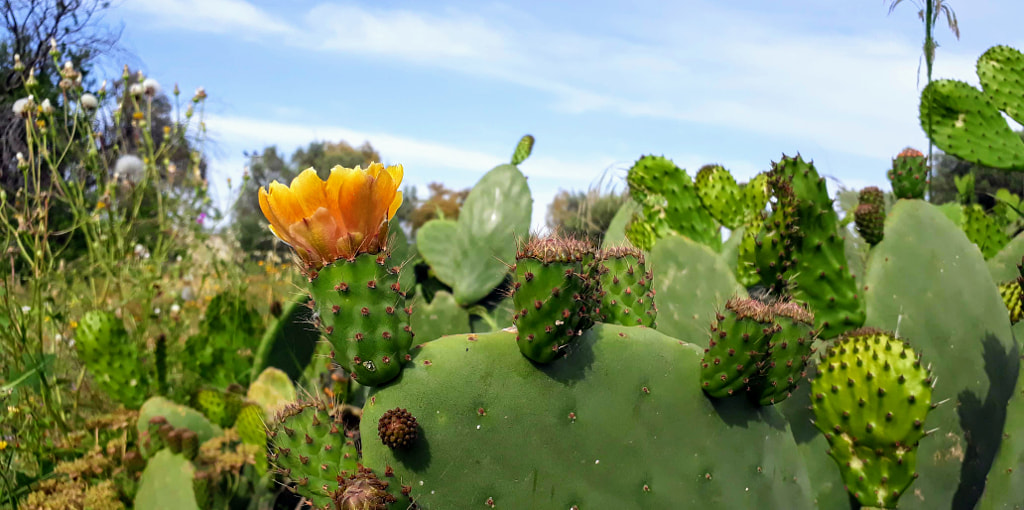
left=109, top=0, right=1024, bottom=229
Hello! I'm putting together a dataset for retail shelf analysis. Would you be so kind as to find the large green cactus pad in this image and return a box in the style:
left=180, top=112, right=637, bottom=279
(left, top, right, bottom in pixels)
left=625, top=155, right=721, bottom=250
left=133, top=449, right=199, bottom=510
left=361, top=325, right=814, bottom=509
left=649, top=235, right=745, bottom=343
left=976, top=323, right=1024, bottom=509
left=920, top=79, right=1024, bottom=170
left=862, top=200, right=1019, bottom=509
left=75, top=310, right=150, bottom=408
left=411, top=290, right=470, bottom=343
left=417, top=164, right=532, bottom=305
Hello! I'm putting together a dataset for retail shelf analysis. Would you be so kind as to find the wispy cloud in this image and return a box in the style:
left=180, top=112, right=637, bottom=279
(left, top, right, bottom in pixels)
left=121, top=0, right=293, bottom=36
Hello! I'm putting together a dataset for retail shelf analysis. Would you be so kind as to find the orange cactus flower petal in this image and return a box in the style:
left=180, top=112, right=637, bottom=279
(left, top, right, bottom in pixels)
left=256, top=162, right=405, bottom=272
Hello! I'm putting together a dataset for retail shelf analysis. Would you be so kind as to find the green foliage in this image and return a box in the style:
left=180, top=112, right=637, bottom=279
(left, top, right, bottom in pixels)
left=360, top=325, right=814, bottom=509
left=546, top=188, right=629, bottom=244
left=309, top=253, right=414, bottom=387
left=417, top=162, right=532, bottom=306
left=183, top=291, right=264, bottom=389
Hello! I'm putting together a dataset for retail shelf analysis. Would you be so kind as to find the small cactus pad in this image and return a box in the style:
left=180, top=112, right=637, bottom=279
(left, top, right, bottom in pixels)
left=268, top=400, right=351, bottom=508
left=511, top=134, right=534, bottom=165
left=595, top=246, right=656, bottom=327
left=377, top=408, right=419, bottom=449
left=625, top=154, right=721, bottom=250
left=75, top=310, right=150, bottom=408
left=855, top=203, right=884, bottom=246
left=998, top=280, right=1023, bottom=324
left=701, top=297, right=778, bottom=398
left=309, top=252, right=414, bottom=387
left=810, top=328, right=933, bottom=508
left=961, top=204, right=1010, bottom=260
left=750, top=301, right=817, bottom=405
left=695, top=164, right=744, bottom=229
left=921, top=79, right=1024, bottom=170
left=512, top=237, right=591, bottom=363
left=887, top=148, right=929, bottom=200
left=858, top=186, right=885, bottom=209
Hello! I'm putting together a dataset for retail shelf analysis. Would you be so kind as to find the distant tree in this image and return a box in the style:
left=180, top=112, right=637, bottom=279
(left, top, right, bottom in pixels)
left=409, top=182, right=469, bottom=234
left=546, top=188, right=628, bottom=244
left=928, top=132, right=1024, bottom=208
left=292, top=140, right=381, bottom=177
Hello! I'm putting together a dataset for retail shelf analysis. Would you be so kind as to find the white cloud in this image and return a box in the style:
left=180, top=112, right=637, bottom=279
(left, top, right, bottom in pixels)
left=121, top=0, right=293, bottom=35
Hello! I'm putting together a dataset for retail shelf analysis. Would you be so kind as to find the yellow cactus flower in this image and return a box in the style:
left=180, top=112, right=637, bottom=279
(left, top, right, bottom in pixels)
left=258, top=164, right=403, bottom=270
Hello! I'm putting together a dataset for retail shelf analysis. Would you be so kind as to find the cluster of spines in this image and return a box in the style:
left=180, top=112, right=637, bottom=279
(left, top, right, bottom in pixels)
left=308, top=250, right=414, bottom=387
left=855, top=186, right=885, bottom=246
left=887, top=148, right=929, bottom=200
left=809, top=328, right=934, bottom=508
left=594, top=246, right=657, bottom=327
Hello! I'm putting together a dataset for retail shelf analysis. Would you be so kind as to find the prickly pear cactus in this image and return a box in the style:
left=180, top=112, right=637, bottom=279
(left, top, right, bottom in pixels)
left=137, top=397, right=222, bottom=444
left=134, top=449, right=199, bottom=510
left=998, top=280, right=1023, bottom=324
left=360, top=325, right=815, bottom=509
left=810, top=328, right=933, bottom=509
left=921, top=56, right=1024, bottom=171
left=976, top=332, right=1024, bottom=509
left=695, top=164, right=744, bottom=229
left=602, top=199, right=640, bottom=249
left=625, top=155, right=721, bottom=250
left=751, top=300, right=817, bottom=406
left=700, top=297, right=778, bottom=398
left=862, top=200, right=1019, bottom=509
left=855, top=203, right=884, bottom=246
left=594, top=246, right=656, bottom=327
left=184, top=291, right=263, bottom=389
left=512, top=237, right=590, bottom=363
left=774, top=154, right=865, bottom=339
left=887, top=148, right=929, bottom=200
left=962, top=204, right=1011, bottom=260
left=511, top=134, right=534, bottom=165
left=411, top=290, right=470, bottom=343
left=267, top=400, right=349, bottom=508
left=649, top=235, right=746, bottom=343
left=309, top=251, right=414, bottom=387
left=417, top=162, right=532, bottom=305
left=74, top=310, right=150, bottom=408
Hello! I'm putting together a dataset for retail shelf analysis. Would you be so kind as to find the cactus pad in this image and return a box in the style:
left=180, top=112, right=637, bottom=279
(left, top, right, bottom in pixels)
left=309, top=252, right=414, bottom=387
left=695, top=164, right=744, bottom=229
left=887, top=149, right=929, bottom=200
left=625, top=155, right=721, bottom=250
left=998, top=280, right=1023, bottom=324
left=595, top=246, right=656, bottom=327
left=268, top=400, right=351, bottom=508
left=751, top=300, right=817, bottom=405
left=700, top=297, right=778, bottom=398
left=810, top=328, right=933, bottom=508
left=75, top=310, right=150, bottom=408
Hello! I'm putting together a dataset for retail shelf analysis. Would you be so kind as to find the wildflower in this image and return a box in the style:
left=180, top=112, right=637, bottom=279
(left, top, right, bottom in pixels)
left=12, top=96, right=34, bottom=118
left=167, top=163, right=177, bottom=175
left=132, top=111, right=144, bottom=121
left=258, top=164, right=404, bottom=270
left=40, top=99, right=53, bottom=114
left=21, top=306, right=30, bottom=313
left=170, top=303, right=181, bottom=314
left=16, top=152, right=26, bottom=169
left=55, top=333, right=62, bottom=343
left=114, top=155, right=144, bottom=184
left=143, top=78, right=160, bottom=97
left=193, top=87, right=207, bottom=102
left=81, top=93, right=98, bottom=110
left=95, top=201, right=106, bottom=210
left=196, top=212, right=206, bottom=226
left=24, top=68, right=37, bottom=87
left=153, top=307, right=160, bottom=316
left=12, top=54, right=23, bottom=72
left=0, top=439, right=7, bottom=451
left=49, top=37, right=58, bottom=55
left=129, top=83, right=143, bottom=98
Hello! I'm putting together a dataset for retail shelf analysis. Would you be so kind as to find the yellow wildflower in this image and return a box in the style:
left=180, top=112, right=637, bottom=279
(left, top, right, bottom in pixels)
left=95, top=201, right=106, bottom=210
left=0, top=440, right=7, bottom=450
left=258, top=164, right=403, bottom=270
